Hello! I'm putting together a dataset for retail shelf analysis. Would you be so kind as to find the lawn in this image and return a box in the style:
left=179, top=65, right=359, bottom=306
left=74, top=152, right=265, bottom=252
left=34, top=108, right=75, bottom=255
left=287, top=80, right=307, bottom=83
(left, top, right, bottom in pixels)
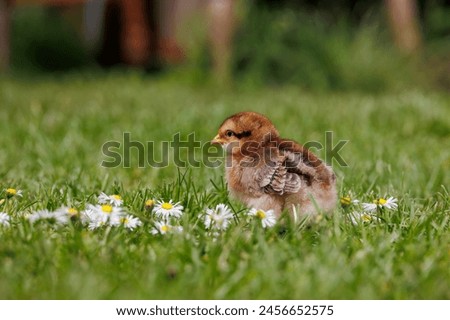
left=0, top=73, right=448, bottom=299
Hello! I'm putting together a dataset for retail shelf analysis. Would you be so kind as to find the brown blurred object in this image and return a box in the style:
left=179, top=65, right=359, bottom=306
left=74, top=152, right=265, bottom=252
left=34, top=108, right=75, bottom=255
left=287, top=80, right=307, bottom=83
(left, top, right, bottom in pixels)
left=385, top=0, right=422, bottom=54
left=12, top=0, right=85, bottom=4
left=0, top=0, right=238, bottom=73
left=101, top=0, right=237, bottom=70
left=0, top=0, right=159, bottom=69
left=98, top=0, right=187, bottom=67
left=208, top=0, right=235, bottom=85
left=96, top=0, right=155, bottom=67
left=118, top=0, right=151, bottom=66
left=156, top=0, right=194, bottom=65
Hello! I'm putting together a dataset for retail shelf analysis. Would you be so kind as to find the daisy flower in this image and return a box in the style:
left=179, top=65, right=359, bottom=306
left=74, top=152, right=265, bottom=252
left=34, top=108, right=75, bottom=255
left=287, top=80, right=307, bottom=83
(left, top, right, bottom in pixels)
left=145, top=199, right=155, bottom=211
left=150, top=221, right=183, bottom=235
left=95, top=204, right=125, bottom=226
left=81, top=204, right=125, bottom=228
left=81, top=209, right=106, bottom=230
left=51, top=206, right=79, bottom=225
left=87, top=217, right=105, bottom=230
left=349, top=211, right=380, bottom=225
left=98, top=192, right=123, bottom=207
left=340, top=195, right=359, bottom=207
left=203, top=203, right=234, bottom=230
left=378, top=197, right=398, bottom=209
left=362, top=197, right=398, bottom=212
left=153, top=200, right=183, bottom=220
left=54, top=206, right=78, bottom=219
left=120, top=215, right=142, bottom=230
left=0, top=212, right=10, bottom=227
left=27, top=209, right=70, bottom=226
left=80, top=207, right=96, bottom=225
left=67, top=207, right=79, bottom=217
left=52, top=211, right=71, bottom=225
left=5, top=188, right=23, bottom=198
left=248, top=208, right=277, bottom=228
left=27, top=209, right=53, bottom=224
left=362, top=202, right=377, bottom=212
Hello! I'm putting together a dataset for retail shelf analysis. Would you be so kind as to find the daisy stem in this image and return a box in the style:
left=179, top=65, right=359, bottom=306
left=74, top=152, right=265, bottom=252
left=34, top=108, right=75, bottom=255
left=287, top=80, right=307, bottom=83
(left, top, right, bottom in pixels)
left=102, top=225, right=113, bottom=245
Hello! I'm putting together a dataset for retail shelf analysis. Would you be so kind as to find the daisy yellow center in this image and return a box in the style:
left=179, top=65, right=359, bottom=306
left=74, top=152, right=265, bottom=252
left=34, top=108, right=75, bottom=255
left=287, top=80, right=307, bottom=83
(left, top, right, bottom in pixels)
left=340, top=196, right=351, bottom=205
left=6, top=188, right=17, bottom=195
left=68, top=208, right=78, bottom=215
left=161, top=225, right=170, bottom=232
left=112, top=195, right=122, bottom=200
left=121, top=217, right=129, bottom=224
left=362, top=214, right=372, bottom=222
left=256, top=210, right=266, bottom=219
left=145, top=199, right=154, bottom=206
left=378, top=198, right=387, bottom=205
left=101, top=204, right=113, bottom=213
left=162, top=202, right=173, bottom=210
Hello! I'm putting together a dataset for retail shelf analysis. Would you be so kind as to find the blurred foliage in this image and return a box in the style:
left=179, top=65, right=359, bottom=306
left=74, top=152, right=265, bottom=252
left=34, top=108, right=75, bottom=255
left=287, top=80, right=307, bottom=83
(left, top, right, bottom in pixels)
left=421, top=1, right=450, bottom=89
left=232, top=7, right=416, bottom=91
left=423, top=0, right=450, bottom=40
left=7, top=1, right=450, bottom=91
left=11, top=7, right=91, bottom=73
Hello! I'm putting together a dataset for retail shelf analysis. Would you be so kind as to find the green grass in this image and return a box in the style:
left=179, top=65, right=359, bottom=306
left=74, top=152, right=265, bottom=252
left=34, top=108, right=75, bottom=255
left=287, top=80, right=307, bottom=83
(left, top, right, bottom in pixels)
left=0, top=73, right=449, bottom=299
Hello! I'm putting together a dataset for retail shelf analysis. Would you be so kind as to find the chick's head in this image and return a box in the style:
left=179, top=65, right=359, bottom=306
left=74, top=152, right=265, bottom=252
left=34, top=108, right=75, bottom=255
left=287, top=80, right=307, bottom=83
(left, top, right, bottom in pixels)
left=211, top=112, right=279, bottom=152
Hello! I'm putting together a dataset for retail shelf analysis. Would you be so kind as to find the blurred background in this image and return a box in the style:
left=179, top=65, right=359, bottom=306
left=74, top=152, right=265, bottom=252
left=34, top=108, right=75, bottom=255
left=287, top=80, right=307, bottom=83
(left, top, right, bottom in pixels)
left=1, top=0, right=449, bottom=92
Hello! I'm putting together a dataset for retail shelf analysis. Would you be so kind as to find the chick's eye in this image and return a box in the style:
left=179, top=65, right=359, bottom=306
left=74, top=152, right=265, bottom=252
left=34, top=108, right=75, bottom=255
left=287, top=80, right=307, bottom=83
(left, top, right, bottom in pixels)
left=225, top=130, right=234, bottom=137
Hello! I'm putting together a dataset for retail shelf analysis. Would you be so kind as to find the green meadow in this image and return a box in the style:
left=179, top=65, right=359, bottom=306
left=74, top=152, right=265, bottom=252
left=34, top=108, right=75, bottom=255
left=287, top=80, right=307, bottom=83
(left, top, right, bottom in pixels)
left=0, top=73, right=448, bottom=299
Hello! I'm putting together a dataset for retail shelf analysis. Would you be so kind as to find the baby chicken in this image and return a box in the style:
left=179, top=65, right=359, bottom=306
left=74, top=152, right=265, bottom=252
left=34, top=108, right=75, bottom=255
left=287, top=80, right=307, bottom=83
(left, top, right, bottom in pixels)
left=212, top=111, right=337, bottom=217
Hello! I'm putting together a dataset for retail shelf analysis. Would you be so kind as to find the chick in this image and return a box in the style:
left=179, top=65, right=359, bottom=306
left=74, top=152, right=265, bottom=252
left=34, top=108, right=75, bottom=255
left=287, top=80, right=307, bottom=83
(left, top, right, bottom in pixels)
left=211, top=111, right=337, bottom=217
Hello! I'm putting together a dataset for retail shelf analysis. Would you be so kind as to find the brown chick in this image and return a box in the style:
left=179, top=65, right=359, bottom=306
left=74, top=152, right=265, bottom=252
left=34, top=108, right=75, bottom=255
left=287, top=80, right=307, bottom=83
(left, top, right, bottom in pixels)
left=211, top=111, right=337, bottom=217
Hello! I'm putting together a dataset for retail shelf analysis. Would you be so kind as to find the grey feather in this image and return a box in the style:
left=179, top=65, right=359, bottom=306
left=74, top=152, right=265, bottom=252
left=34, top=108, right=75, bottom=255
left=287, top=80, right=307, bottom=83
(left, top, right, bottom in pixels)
left=258, top=152, right=305, bottom=195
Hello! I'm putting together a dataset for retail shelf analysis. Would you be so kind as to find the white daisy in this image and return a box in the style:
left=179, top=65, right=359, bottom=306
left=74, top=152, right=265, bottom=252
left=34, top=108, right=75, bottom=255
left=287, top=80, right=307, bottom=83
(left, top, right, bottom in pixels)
left=53, top=206, right=78, bottom=224
left=150, top=221, right=183, bottom=235
left=340, top=195, right=359, bottom=207
left=95, top=204, right=125, bottom=226
left=80, top=208, right=98, bottom=225
left=362, top=202, right=378, bottom=212
left=98, top=192, right=124, bottom=206
left=362, top=197, right=398, bottom=212
left=120, top=215, right=142, bottom=230
left=5, top=188, right=23, bottom=198
left=203, top=203, right=234, bottom=230
left=153, top=200, right=184, bottom=220
left=0, top=212, right=10, bottom=227
left=28, top=209, right=71, bottom=226
left=52, top=212, right=71, bottom=225
left=87, top=216, right=106, bottom=230
left=81, top=204, right=125, bottom=228
left=145, top=199, right=155, bottom=210
left=248, top=208, right=277, bottom=228
left=80, top=207, right=108, bottom=230
left=27, top=209, right=53, bottom=224
left=55, top=206, right=79, bottom=217
left=349, top=211, right=380, bottom=225
left=379, top=197, right=398, bottom=209
left=98, top=192, right=110, bottom=204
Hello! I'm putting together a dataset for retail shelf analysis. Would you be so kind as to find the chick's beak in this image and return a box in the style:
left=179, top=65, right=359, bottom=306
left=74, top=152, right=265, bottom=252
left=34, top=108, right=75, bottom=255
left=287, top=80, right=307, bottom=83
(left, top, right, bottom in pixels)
left=211, top=134, right=224, bottom=145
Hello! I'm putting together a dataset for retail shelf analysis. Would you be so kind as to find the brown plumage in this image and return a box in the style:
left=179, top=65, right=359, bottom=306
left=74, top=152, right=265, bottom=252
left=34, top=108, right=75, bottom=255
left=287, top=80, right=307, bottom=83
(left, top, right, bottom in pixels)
left=211, top=111, right=337, bottom=217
